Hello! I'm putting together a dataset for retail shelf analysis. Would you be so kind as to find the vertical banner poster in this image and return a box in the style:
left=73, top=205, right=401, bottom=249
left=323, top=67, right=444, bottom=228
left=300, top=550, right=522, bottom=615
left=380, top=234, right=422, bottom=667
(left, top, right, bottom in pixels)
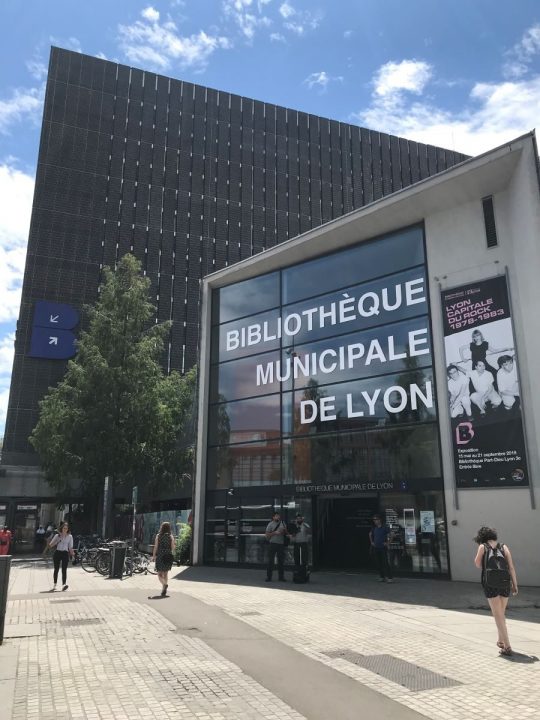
left=441, top=276, right=528, bottom=488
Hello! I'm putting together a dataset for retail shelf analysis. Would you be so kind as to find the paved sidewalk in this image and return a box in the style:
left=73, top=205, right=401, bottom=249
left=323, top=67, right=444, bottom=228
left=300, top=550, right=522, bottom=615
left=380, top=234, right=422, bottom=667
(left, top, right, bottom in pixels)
left=172, top=567, right=540, bottom=720
left=2, top=560, right=540, bottom=719
left=5, top=593, right=304, bottom=720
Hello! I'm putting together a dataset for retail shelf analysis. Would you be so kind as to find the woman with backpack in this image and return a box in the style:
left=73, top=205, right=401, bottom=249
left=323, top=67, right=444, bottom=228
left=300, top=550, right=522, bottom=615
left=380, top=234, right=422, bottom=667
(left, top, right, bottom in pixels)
left=151, top=522, right=175, bottom=598
left=474, top=526, right=518, bottom=656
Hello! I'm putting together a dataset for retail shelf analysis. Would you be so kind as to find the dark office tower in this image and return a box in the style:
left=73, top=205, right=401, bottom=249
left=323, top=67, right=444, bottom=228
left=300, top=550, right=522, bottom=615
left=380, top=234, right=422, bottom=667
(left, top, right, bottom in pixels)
left=2, top=47, right=467, bottom=466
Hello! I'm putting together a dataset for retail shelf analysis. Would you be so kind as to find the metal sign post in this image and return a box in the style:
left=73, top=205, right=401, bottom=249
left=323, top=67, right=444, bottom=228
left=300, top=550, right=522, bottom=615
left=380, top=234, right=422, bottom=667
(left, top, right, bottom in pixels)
left=130, top=486, right=138, bottom=576
left=102, top=476, right=110, bottom=539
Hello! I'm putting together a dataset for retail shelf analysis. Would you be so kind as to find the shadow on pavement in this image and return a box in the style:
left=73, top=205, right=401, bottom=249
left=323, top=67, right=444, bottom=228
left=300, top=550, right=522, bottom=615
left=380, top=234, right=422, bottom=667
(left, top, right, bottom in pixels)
left=171, top=565, right=540, bottom=618
left=499, top=651, right=539, bottom=664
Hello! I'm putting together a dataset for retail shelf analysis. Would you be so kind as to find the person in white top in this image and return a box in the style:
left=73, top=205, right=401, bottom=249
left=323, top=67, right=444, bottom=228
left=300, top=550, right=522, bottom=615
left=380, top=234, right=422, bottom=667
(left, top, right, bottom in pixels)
left=49, top=521, right=74, bottom=591
left=447, top=364, right=472, bottom=418
left=497, top=355, right=519, bottom=410
left=469, top=360, right=502, bottom=414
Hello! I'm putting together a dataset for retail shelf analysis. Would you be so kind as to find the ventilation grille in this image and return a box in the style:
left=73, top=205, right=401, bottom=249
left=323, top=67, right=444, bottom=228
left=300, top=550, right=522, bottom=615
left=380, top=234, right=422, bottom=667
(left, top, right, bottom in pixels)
left=482, top=196, right=498, bottom=248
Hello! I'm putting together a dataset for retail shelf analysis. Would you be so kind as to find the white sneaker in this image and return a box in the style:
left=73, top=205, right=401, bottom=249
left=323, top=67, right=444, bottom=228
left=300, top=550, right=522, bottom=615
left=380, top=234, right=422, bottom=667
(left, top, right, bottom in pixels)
left=386, top=579, right=394, bottom=583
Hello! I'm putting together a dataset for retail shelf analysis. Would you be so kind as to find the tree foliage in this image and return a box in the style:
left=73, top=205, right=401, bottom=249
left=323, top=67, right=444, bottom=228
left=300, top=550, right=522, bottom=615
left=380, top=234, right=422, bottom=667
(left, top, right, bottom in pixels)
left=30, top=254, right=197, bottom=499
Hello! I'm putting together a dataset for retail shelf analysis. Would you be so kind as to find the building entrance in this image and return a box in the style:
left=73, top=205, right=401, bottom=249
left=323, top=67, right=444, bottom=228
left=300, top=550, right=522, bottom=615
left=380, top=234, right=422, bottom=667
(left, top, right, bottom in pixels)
left=315, top=493, right=449, bottom=576
left=316, top=496, right=379, bottom=570
left=13, top=504, right=40, bottom=553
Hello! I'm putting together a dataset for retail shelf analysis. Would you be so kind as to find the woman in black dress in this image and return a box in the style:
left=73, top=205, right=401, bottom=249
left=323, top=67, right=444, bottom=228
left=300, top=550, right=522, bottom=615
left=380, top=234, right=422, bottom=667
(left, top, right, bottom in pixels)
left=474, top=526, right=518, bottom=656
left=152, top=522, right=175, bottom=597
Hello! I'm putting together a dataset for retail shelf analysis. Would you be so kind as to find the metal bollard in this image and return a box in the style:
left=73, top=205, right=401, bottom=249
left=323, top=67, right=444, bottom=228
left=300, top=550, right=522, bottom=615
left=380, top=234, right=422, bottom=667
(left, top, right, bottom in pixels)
left=0, top=555, right=12, bottom=645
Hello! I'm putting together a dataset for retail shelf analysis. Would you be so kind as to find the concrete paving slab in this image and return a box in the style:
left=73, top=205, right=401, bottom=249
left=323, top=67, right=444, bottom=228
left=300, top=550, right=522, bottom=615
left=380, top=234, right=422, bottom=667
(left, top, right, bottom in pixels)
left=0, top=646, right=19, bottom=679
left=0, top=679, right=16, bottom=717
left=3, top=623, right=41, bottom=638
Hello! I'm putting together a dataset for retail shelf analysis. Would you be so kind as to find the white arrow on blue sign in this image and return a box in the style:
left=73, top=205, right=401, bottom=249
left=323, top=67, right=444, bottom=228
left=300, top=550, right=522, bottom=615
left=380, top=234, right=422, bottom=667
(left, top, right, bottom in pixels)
left=29, top=327, right=77, bottom=359
left=33, top=301, right=79, bottom=330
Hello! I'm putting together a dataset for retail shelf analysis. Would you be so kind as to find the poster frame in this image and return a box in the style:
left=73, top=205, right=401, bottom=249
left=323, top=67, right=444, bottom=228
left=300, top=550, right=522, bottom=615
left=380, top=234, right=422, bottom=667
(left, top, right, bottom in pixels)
left=440, top=271, right=533, bottom=499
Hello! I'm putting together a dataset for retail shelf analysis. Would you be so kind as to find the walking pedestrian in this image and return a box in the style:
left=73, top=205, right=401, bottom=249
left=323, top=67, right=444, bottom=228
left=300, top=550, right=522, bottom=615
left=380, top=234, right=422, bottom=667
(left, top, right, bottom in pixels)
left=42, top=524, right=55, bottom=557
left=35, top=525, right=46, bottom=552
left=265, top=511, right=287, bottom=582
left=49, top=522, right=74, bottom=591
left=369, top=515, right=393, bottom=582
left=474, top=526, right=518, bottom=656
left=151, top=521, right=175, bottom=597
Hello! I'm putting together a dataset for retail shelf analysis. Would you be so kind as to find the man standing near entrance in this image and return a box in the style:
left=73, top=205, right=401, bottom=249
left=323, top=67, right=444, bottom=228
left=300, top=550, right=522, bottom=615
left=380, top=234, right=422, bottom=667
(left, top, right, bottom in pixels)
left=265, top=511, right=287, bottom=582
left=369, top=515, right=393, bottom=582
left=291, top=513, right=311, bottom=574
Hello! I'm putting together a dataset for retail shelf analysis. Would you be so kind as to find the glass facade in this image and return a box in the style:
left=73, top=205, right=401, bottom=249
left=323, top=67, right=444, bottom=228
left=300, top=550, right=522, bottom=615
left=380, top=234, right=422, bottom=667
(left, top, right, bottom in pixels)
left=205, top=224, right=449, bottom=575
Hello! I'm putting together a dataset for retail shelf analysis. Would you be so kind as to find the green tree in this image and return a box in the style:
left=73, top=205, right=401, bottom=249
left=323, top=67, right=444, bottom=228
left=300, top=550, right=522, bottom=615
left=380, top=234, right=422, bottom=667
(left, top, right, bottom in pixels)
left=30, top=254, right=197, bottom=526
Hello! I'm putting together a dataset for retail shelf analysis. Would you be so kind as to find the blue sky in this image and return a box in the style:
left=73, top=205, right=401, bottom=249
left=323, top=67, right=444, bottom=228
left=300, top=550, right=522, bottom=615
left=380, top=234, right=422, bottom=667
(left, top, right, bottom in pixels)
left=1, top=0, right=539, bottom=436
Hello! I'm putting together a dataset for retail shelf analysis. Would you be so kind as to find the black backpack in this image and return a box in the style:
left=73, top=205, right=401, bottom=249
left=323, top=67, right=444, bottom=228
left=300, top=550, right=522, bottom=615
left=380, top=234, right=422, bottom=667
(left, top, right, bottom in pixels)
left=483, top=543, right=511, bottom=591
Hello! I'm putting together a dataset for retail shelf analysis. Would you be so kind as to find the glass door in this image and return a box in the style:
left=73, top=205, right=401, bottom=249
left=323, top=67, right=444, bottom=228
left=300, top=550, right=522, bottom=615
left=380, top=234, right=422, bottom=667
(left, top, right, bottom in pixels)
left=14, top=504, right=39, bottom=553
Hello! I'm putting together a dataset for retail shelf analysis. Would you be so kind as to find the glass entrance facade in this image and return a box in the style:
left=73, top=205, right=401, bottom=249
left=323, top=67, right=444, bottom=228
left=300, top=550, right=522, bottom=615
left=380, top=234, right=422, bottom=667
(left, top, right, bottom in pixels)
left=205, top=224, right=449, bottom=575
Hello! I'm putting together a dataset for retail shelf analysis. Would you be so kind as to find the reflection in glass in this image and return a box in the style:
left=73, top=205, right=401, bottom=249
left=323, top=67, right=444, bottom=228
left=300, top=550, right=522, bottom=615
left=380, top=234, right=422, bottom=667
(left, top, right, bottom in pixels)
left=278, top=315, right=432, bottom=392
left=208, top=394, right=281, bottom=446
left=376, top=492, right=449, bottom=574
left=212, top=271, right=280, bottom=325
left=207, top=440, right=281, bottom=488
left=212, top=307, right=282, bottom=363
left=282, top=226, right=424, bottom=304
left=210, top=350, right=281, bottom=403
left=286, top=424, right=441, bottom=485
left=240, top=502, right=276, bottom=564
left=204, top=498, right=226, bottom=562
left=289, top=367, right=436, bottom=436
left=281, top=267, right=427, bottom=346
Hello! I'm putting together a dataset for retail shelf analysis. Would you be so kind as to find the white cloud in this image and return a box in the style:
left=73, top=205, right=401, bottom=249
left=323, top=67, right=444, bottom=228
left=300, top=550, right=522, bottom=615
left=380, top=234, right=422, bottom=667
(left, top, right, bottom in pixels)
left=279, top=2, right=295, bottom=19
left=118, top=8, right=232, bottom=71
left=503, top=23, right=540, bottom=78
left=141, top=6, right=160, bottom=22
left=0, top=387, right=11, bottom=435
left=304, top=71, right=343, bottom=91
left=223, top=0, right=271, bottom=41
left=26, top=59, right=48, bottom=81
left=275, top=1, right=322, bottom=36
left=354, top=53, right=540, bottom=155
left=344, top=30, right=353, bottom=39
left=0, top=334, right=15, bottom=376
left=221, top=0, right=320, bottom=43
left=0, top=86, right=44, bottom=135
left=373, top=59, right=432, bottom=98
left=0, top=163, right=34, bottom=324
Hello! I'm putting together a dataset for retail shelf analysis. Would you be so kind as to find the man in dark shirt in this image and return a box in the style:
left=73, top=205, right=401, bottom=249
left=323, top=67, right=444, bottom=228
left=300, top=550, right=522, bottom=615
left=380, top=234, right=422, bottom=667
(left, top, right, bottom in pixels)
left=369, top=515, right=393, bottom=582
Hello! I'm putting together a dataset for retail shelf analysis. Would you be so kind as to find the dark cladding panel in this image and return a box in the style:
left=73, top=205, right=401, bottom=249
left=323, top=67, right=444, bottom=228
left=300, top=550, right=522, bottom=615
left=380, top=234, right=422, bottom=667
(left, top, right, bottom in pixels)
left=67, top=51, right=82, bottom=85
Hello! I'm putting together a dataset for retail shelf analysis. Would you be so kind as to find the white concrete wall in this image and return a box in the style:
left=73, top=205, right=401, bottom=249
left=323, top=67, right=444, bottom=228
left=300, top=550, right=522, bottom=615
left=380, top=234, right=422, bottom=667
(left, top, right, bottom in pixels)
left=425, top=141, right=540, bottom=586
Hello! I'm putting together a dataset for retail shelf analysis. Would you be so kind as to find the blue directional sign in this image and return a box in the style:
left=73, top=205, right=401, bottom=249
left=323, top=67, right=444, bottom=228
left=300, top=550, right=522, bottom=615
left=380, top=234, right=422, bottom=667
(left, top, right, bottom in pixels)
left=28, top=326, right=78, bottom=360
left=33, top=301, right=79, bottom=330
left=28, top=301, right=80, bottom=360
